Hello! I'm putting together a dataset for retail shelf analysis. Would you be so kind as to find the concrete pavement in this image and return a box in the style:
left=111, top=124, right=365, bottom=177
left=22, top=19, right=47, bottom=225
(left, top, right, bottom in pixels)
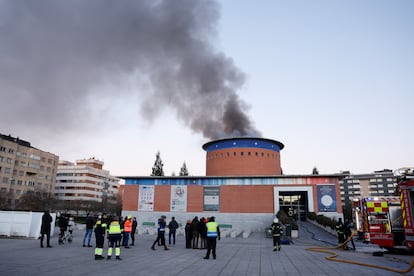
left=0, top=221, right=413, bottom=276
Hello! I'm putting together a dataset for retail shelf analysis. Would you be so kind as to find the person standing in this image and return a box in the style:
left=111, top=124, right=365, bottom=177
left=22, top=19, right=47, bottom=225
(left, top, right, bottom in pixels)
left=168, top=216, right=179, bottom=245
left=151, top=215, right=169, bottom=251
left=131, top=217, right=137, bottom=246
left=199, top=217, right=207, bottom=249
left=123, top=215, right=132, bottom=248
left=203, top=216, right=220, bottom=260
left=271, top=218, right=283, bottom=251
left=336, top=218, right=345, bottom=246
left=344, top=219, right=356, bottom=250
left=57, top=214, right=68, bottom=245
left=83, top=214, right=94, bottom=247
left=94, top=216, right=106, bottom=260
left=40, top=210, right=53, bottom=248
left=185, top=220, right=192, bottom=249
left=191, top=216, right=199, bottom=249
left=107, top=216, right=123, bottom=260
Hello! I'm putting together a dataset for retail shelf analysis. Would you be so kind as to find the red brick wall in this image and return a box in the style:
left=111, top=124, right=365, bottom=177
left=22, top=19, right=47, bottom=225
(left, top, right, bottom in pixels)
left=220, top=185, right=274, bottom=213
left=206, top=148, right=281, bottom=176
left=153, top=185, right=170, bottom=212
left=123, top=185, right=139, bottom=211
left=187, top=185, right=203, bottom=212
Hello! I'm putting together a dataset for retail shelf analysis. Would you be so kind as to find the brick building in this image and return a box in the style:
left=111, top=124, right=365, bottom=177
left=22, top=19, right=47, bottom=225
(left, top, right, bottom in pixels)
left=121, top=138, right=342, bottom=232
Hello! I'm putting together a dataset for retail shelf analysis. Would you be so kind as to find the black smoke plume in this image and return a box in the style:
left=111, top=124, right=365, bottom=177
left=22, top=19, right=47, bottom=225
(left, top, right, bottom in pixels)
left=0, top=0, right=260, bottom=140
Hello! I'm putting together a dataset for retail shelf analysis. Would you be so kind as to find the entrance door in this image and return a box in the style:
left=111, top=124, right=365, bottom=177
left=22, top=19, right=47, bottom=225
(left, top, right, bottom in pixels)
left=279, top=191, right=308, bottom=221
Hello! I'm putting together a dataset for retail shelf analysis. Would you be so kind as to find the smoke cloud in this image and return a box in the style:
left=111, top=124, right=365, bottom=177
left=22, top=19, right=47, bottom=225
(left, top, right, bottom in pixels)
left=0, top=0, right=260, bottom=140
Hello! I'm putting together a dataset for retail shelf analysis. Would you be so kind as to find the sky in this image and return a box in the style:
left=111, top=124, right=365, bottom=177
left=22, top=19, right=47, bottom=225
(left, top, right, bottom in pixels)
left=1, top=0, right=413, bottom=177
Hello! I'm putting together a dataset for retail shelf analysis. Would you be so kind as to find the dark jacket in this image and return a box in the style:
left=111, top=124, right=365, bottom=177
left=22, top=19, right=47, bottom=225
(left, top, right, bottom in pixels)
left=168, top=219, right=179, bottom=232
left=41, top=211, right=53, bottom=234
left=85, top=216, right=95, bottom=230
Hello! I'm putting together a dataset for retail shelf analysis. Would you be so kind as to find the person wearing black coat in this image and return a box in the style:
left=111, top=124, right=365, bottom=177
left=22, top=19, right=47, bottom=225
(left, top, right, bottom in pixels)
left=185, top=220, right=192, bottom=249
left=40, top=210, right=53, bottom=248
left=131, top=217, right=138, bottom=246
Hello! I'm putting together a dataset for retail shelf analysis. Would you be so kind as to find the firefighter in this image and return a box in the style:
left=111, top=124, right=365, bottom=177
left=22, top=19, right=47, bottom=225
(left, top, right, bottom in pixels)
left=107, top=216, right=123, bottom=260
left=271, top=218, right=283, bottom=251
left=336, top=218, right=345, bottom=246
left=94, top=215, right=106, bottom=260
left=203, top=216, right=220, bottom=260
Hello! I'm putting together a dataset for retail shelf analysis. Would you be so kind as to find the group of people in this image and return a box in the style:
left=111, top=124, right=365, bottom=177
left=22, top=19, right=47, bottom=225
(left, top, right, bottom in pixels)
left=151, top=215, right=221, bottom=259
left=40, top=211, right=222, bottom=260
left=92, top=214, right=138, bottom=260
left=184, top=216, right=209, bottom=249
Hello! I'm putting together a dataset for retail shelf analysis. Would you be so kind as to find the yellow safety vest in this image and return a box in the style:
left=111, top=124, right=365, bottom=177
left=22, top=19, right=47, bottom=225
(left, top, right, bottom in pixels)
left=108, top=221, right=122, bottom=234
left=206, top=221, right=218, bottom=237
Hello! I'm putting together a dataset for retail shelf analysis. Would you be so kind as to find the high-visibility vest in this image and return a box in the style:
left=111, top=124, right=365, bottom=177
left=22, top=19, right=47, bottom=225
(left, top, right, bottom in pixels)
left=108, top=221, right=122, bottom=234
left=124, top=220, right=132, bottom=233
left=206, top=221, right=218, bottom=237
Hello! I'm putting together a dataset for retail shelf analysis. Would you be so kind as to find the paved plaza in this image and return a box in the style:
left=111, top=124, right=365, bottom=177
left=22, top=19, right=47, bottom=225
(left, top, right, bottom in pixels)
left=0, top=221, right=413, bottom=276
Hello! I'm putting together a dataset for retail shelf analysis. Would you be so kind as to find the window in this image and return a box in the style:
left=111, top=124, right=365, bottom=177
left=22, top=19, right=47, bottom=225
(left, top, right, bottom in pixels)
left=30, top=154, right=41, bottom=160
left=4, top=167, right=10, bottom=174
left=0, top=147, right=5, bottom=152
left=8, top=149, right=14, bottom=154
left=6, top=158, right=12, bottom=164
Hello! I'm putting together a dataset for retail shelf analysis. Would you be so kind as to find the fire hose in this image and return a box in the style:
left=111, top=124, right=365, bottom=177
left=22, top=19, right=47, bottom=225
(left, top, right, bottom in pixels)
left=305, top=230, right=414, bottom=274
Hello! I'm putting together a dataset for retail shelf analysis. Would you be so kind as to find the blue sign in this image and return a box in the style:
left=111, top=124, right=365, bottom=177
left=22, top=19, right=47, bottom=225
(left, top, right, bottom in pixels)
left=317, top=184, right=337, bottom=212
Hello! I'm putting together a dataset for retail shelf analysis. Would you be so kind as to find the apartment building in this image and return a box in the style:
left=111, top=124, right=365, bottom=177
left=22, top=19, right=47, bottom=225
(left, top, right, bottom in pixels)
left=339, top=169, right=398, bottom=204
left=0, top=133, right=59, bottom=209
left=55, top=157, right=120, bottom=204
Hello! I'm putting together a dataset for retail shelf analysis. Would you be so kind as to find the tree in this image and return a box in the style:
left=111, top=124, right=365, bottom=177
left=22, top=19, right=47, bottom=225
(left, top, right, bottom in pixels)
left=179, top=162, right=189, bottom=176
left=15, top=189, right=56, bottom=211
left=151, top=151, right=164, bottom=176
left=312, top=166, right=319, bottom=175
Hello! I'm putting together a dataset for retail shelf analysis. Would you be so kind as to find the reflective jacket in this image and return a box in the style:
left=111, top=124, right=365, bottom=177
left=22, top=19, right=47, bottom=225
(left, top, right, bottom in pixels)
left=124, top=219, right=132, bottom=233
left=108, top=221, right=122, bottom=235
left=206, top=221, right=218, bottom=238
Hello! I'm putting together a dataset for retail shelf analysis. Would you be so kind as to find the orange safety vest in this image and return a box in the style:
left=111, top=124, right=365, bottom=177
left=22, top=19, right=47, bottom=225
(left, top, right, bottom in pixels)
left=124, top=219, right=132, bottom=233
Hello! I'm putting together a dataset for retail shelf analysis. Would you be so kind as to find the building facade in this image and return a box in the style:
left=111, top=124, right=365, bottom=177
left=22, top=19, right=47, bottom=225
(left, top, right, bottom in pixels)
left=55, top=157, right=120, bottom=204
left=121, top=137, right=343, bottom=232
left=339, top=169, right=398, bottom=204
left=0, top=133, right=59, bottom=209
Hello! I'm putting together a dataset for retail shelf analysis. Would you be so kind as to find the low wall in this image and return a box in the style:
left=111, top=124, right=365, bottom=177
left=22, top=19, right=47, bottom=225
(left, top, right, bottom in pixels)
left=0, top=211, right=57, bottom=238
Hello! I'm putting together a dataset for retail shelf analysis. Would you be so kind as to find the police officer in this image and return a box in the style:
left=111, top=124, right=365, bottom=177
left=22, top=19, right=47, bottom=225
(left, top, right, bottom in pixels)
left=94, top=215, right=106, bottom=260
left=271, top=218, right=283, bottom=251
left=107, top=216, right=122, bottom=260
left=203, top=216, right=220, bottom=260
left=151, top=215, right=169, bottom=250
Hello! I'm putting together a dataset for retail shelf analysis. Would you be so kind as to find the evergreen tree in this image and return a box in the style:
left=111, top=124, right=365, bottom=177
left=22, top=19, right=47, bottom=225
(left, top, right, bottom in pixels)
left=179, top=162, right=189, bottom=176
left=151, top=151, right=164, bottom=176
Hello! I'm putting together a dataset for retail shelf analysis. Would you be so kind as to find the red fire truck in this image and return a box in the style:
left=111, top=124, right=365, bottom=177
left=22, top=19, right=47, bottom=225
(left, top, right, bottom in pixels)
left=352, top=168, right=414, bottom=249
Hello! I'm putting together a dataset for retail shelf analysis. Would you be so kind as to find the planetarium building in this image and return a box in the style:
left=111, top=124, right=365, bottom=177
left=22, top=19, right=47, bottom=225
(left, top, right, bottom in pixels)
left=121, top=137, right=342, bottom=233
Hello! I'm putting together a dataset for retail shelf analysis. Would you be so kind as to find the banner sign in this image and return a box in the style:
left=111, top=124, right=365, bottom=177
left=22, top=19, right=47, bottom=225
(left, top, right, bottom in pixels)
left=138, top=185, right=154, bottom=211
left=170, top=185, right=187, bottom=212
left=317, top=184, right=337, bottom=212
left=204, top=186, right=220, bottom=211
